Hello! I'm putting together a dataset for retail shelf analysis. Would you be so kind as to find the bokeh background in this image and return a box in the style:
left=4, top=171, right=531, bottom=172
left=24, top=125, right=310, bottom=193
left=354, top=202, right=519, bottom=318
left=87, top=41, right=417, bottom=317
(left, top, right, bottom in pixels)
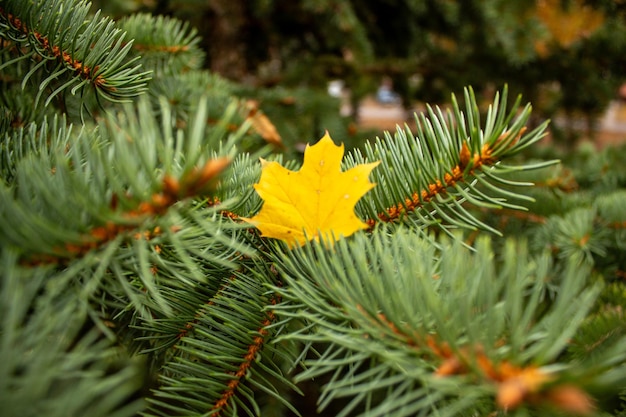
left=91, top=0, right=626, bottom=150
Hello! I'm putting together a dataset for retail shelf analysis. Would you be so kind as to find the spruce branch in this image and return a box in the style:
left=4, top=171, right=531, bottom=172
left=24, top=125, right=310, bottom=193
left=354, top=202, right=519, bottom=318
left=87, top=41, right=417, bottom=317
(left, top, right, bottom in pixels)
left=23, top=156, right=230, bottom=264
left=144, top=265, right=299, bottom=417
left=272, top=230, right=622, bottom=416
left=0, top=114, right=71, bottom=182
left=117, top=13, right=205, bottom=74
left=0, top=0, right=149, bottom=106
left=343, top=86, right=554, bottom=238
left=1, top=97, right=245, bottom=263
left=147, top=70, right=236, bottom=126
left=146, top=70, right=284, bottom=152
left=0, top=249, right=143, bottom=417
left=569, top=305, right=626, bottom=368
left=0, top=96, right=259, bottom=328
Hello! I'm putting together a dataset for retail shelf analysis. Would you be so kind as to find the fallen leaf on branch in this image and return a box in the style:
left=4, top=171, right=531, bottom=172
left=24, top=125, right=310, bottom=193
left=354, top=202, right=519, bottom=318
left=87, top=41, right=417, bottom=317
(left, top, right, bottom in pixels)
left=244, top=132, right=379, bottom=248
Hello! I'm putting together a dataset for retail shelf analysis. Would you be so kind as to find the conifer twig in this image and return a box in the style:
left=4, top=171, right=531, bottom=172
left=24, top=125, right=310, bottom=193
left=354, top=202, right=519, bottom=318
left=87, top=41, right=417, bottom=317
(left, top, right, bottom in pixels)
left=211, top=295, right=280, bottom=415
left=366, top=128, right=527, bottom=227
left=0, top=0, right=149, bottom=103
left=23, top=158, right=230, bottom=265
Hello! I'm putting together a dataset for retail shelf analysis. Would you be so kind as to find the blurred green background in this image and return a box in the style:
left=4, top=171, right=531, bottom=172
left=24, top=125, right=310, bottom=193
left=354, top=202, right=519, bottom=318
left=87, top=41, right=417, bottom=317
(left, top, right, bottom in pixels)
left=91, top=0, right=626, bottom=149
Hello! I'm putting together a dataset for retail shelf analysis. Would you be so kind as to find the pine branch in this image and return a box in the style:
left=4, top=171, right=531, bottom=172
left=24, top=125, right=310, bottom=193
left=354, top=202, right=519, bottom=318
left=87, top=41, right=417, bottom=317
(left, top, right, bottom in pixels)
left=144, top=265, right=299, bottom=417
left=0, top=114, right=70, bottom=181
left=0, top=96, right=259, bottom=328
left=569, top=306, right=626, bottom=364
left=146, top=69, right=284, bottom=151
left=344, top=86, right=554, bottom=238
left=1, top=96, right=243, bottom=258
left=0, top=0, right=150, bottom=106
left=272, top=230, right=624, bottom=416
left=22, top=156, right=230, bottom=265
left=117, top=13, right=205, bottom=74
left=2, top=83, right=297, bottom=416
left=148, top=70, right=236, bottom=124
left=0, top=249, right=143, bottom=417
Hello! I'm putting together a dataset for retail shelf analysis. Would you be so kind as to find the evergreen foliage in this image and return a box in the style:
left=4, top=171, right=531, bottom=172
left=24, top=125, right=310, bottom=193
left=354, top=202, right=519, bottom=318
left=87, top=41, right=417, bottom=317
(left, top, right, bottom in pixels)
left=1, top=1, right=625, bottom=417
left=89, top=0, right=626, bottom=146
left=0, top=0, right=149, bottom=107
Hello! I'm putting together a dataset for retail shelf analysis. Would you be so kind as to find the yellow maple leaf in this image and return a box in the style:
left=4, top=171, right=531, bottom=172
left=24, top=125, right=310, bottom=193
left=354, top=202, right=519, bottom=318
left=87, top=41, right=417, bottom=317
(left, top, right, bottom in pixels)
left=244, top=132, right=379, bottom=248
left=534, top=0, right=605, bottom=56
